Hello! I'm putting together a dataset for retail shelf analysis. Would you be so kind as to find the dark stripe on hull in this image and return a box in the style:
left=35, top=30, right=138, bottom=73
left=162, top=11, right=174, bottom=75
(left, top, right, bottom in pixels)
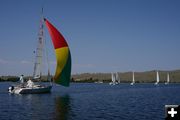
left=19, top=86, right=52, bottom=94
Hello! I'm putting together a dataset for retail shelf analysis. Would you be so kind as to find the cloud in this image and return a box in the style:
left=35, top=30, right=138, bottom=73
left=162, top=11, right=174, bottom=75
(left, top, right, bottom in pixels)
left=20, top=60, right=32, bottom=64
left=0, top=58, right=14, bottom=64
left=49, top=62, right=96, bottom=69
left=0, top=58, right=33, bottom=65
left=0, top=58, right=8, bottom=64
left=73, top=63, right=96, bottom=68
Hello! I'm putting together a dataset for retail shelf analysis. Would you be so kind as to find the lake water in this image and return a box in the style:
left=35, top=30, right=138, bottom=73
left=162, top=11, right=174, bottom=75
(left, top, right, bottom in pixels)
left=0, top=82, right=180, bottom=120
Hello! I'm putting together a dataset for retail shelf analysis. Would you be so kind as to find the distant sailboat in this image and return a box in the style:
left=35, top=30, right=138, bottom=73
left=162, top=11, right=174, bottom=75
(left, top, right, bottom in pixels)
left=154, top=71, right=159, bottom=85
left=109, top=73, right=115, bottom=85
left=116, top=72, right=120, bottom=83
left=8, top=10, right=71, bottom=94
left=165, top=73, right=170, bottom=85
left=94, top=80, right=103, bottom=84
left=130, top=72, right=135, bottom=85
left=109, top=73, right=118, bottom=85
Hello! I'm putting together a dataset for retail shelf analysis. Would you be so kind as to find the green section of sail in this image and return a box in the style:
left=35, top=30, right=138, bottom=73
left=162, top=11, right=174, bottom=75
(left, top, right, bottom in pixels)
left=55, top=51, right=71, bottom=87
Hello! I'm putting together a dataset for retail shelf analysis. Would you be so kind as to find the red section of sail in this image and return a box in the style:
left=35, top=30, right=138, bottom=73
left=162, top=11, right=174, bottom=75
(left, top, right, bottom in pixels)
left=44, top=18, right=68, bottom=49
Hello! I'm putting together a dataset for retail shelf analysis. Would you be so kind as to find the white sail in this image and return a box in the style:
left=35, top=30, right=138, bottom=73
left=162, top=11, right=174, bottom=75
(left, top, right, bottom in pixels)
left=33, top=18, right=44, bottom=79
left=116, top=72, right=120, bottom=83
left=167, top=73, right=170, bottom=83
left=111, top=73, right=113, bottom=82
left=109, top=73, right=117, bottom=85
left=155, top=71, right=159, bottom=85
left=165, top=73, right=170, bottom=84
left=130, top=72, right=135, bottom=85
left=114, top=74, right=116, bottom=83
left=156, top=71, right=159, bottom=83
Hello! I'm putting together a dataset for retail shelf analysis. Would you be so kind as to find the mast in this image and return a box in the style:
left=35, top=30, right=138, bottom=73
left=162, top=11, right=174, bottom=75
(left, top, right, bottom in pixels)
left=32, top=8, right=44, bottom=80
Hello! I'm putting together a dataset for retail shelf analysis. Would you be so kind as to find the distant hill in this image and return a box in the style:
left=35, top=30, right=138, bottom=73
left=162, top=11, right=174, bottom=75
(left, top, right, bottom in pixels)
left=0, top=75, right=52, bottom=82
left=72, top=70, right=180, bottom=83
left=1, top=70, right=180, bottom=83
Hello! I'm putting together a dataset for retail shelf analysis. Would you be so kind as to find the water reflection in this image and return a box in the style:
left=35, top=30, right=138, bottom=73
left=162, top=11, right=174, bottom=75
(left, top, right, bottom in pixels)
left=54, top=94, right=71, bottom=120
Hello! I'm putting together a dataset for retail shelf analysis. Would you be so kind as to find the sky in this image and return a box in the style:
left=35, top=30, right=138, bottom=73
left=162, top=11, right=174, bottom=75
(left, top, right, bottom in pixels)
left=0, top=0, right=180, bottom=76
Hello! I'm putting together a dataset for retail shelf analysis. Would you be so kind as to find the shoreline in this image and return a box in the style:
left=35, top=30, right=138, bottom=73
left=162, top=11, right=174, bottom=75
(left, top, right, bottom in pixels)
left=1, top=69, right=180, bottom=83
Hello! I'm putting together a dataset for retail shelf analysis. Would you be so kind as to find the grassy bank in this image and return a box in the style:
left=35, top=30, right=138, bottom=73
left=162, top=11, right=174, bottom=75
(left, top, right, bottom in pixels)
left=72, top=70, right=180, bottom=83
left=1, top=70, right=180, bottom=83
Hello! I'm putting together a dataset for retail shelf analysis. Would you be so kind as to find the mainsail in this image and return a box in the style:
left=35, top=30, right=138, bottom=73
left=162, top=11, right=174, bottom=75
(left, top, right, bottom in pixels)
left=111, top=73, right=115, bottom=83
left=165, top=73, right=170, bottom=84
left=132, top=72, right=135, bottom=83
left=155, top=71, right=160, bottom=85
left=167, top=73, right=170, bottom=83
left=44, top=18, right=71, bottom=87
left=130, top=72, right=135, bottom=85
left=116, top=72, right=120, bottom=83
left=156, top=71, right=159, bottom=83
left=33, top=17, right=44, bottom=79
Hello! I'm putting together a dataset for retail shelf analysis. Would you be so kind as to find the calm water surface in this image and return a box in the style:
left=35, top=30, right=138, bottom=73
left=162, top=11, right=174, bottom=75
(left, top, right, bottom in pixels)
left=0, top=82, right=180, bottom=120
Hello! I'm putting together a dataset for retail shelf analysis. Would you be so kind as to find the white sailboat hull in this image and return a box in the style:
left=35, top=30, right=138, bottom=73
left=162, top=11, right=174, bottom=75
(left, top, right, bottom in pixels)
left=109, top=73, right=119, bottom=85
left=130, top=82, right=134, bottom=85
left=109, top=82, right=118, bottom=85
left=154, top=82, right=159, bottom=85
left=94, top=81, right=103, bottom=84
left=9, top=85, right=52, bottom=94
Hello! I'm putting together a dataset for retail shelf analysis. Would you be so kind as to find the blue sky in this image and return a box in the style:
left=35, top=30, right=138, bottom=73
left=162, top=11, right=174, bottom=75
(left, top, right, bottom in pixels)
left=0, top=0, right=180, bottom=76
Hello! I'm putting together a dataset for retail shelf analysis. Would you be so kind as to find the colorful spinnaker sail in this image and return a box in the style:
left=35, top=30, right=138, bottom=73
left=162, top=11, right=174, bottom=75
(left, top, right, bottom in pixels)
left=44, top=18, right=71, bottom=87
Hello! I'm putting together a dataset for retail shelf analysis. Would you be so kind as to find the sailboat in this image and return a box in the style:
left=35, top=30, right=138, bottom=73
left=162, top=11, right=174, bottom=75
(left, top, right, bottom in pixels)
left=165, top=73, right=170, bottom=85
left=154, top=71, right=159, bottom=85
left=116, top=72, right=120, bottom=83
left=109, top=73, right=118, bottom=85
left=109, top=73, right=115, bottom=85
left=94, top=80, right=103, bottom=84
left=8, top=11, right=71, bottom=94
left=130, top=72, right=135, bottom=85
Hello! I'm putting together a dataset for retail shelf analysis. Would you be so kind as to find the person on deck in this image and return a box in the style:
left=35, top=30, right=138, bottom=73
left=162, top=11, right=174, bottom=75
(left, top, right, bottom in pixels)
left=27, top=78, right=34, bottom=88
left=19, top=75, right=24, bottom=83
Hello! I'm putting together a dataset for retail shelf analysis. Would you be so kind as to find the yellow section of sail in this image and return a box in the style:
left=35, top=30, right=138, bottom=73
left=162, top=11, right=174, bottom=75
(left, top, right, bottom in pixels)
left=54, top=47, right=69, bottom=79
